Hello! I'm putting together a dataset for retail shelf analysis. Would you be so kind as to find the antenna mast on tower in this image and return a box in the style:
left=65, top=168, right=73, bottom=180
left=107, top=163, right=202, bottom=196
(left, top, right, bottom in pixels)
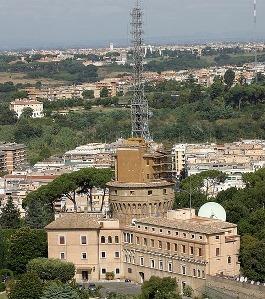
left=130, top=0, right=151, bottom=141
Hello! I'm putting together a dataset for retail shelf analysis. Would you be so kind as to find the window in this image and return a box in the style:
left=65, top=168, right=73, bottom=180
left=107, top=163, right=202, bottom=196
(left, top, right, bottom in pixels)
left=159, top=229, right=163, bottom=233
left=202, top=270, right=205, bottom=278
left=60, top=252, right=65, bottom=260
left=183, top=233, right=187, bottom=238
left=101, top=251, right=106, bottom=258
left=81, top=252, right=87, bottom=260
left=181, top=265, right=186, bottom=275
left=59, top=236, right=65, bottom=245
left=148, top=190, right=152, bottom=196
left=167, top=230, right=171, bottom=235
left=115, top=268, right=120, bottom=274
left=198, top=269, right=201, bottom=278
left=114, top=190, right=117, bottom=195
left=191, top=234, right=195, bottom=239
left=115, top=236, right=119, bottom=243
left=115, top=251, right=120, bottom=258
left=150, top=259, right=155, bottom=268
left=140, top=257, right=144, bottom=266
left=108, top=236, right=112, bottom=243
left=158, top=240, right=162, bottom=249
left=193, top=269, right=196, bottom=276
left=198, top=248, right=202, bottom=256
left=228, top=256, right=231, bottom=264
left=174, top=244, right=178, bottom=252
left=168, top=262, right=173, bottom=272
left=144, top=226, right=148, bottom=231
left=216, top=248, right=220, bottom=256
left=101, top=236, right=105, bottom=243
left=151, top=227, right=155, bottom=232
left=182, top=245, right=186, bottom=253
left=159, top=261, right=163, bottom=270
left=151, top=239, right=154, bottom=247
left=80, top=235, right=87, bottom=245
left=136, top=237, right=140, bottom=245
left=199, top=235, right=203, bottom=240
left=190, top=246, right=194, bottom=255
left=216, top=235, right=220, bottom=240
left=166, top=242, right=170, bottom=251
left=175, top=231, right=179, bottom=236
left=163, top=188, right=167, bottom=194
left=130, top=191, right=135, bottom=196
left=143, top=238, right=147, bottom=246
left=101, top=268, right=106, bottom=274
left=128, top=268, right=132, bottom=273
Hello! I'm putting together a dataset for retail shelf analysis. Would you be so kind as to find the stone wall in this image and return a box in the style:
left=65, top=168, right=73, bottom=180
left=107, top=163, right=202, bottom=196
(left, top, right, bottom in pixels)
left=204, top=275, right=265, bottom=299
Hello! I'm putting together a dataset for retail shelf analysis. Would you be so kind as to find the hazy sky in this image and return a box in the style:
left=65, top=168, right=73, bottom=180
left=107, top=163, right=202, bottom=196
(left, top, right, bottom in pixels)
left=0, top=0, right=264, bottom=49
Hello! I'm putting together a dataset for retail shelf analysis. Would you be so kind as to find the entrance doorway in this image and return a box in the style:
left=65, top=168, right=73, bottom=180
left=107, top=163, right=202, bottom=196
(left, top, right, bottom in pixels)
left=139, top=272, right=144, bottom=283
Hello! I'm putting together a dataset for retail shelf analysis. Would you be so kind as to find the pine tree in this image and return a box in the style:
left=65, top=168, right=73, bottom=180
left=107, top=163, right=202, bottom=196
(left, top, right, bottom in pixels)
left=0, top=197, right=20, bottom=229
left=24, top=199, right=51, bottom=229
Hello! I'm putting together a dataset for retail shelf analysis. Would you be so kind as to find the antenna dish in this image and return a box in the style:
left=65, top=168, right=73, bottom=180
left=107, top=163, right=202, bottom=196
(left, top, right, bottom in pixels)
left=198, top=202, right=226, bottom=221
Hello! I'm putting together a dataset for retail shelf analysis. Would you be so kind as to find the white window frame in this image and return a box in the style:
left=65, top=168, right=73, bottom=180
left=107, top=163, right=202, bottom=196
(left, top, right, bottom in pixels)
left=60, top=252, right=66, bottom=260
left=81, top=252, right=87, bottom=260
left=100, top=251, right=106, bottom=259
left=114, top=251, right=120, bottom=258
left=80, top=235, right=87, bottom=245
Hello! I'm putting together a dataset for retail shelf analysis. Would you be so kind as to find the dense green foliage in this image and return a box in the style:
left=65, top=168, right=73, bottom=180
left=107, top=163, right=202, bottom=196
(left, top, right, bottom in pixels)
left=0, top=197, right=21, bottom=229
left=140, top=276, right=180, bottom=299
left=8, top=272, right=43, bottom=299
left=27, top=258, right=75, bottom=283
left=40, top=282, right=79, bottom=299
left=7, top=227, right=47, bottom=275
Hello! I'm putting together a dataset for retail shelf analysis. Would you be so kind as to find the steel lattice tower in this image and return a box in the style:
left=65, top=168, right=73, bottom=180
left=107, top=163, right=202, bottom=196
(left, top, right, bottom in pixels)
left=130, top=0, right=151, bottom=141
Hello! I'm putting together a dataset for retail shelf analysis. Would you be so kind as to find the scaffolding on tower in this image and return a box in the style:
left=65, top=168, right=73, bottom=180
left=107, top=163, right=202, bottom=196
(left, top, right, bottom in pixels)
left=130, top=0, right=151, bottom=142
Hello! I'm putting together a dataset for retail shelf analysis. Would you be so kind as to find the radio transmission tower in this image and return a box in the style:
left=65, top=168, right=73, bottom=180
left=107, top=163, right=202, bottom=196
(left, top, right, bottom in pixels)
left=130, top=0, right=151, bottom=141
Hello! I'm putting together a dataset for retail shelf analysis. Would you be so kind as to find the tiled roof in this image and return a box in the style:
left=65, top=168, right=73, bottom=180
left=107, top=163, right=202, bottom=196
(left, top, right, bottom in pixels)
left=135, top=216, right=237, bottom=235
left=45, top=213, right=102, bottom=230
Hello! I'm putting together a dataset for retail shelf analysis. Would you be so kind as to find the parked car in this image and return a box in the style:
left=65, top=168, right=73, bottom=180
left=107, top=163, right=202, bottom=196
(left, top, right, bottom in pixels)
left=88, top=283, right=97, bottom=291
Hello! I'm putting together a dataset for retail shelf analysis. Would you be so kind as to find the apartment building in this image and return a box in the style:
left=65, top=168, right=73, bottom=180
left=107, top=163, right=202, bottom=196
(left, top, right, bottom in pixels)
left=9, top=99, right=43, bottom=118
left=0, top=143, right=27, bottom=173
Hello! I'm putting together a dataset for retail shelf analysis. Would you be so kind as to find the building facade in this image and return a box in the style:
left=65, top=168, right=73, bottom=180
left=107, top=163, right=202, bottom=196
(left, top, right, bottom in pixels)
left=9, top=99, right=43, bottom=118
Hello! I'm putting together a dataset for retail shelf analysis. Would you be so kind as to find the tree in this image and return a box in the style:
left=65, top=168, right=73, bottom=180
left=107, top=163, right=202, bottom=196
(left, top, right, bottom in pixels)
left=239, top=236, right=265, bottom=281
left=0, top=197, right=20, bottom=229
left=8, top=272, right=43, bottom=299
left=223, top=69, right=235, bottom=89
left=7, top=227, right=46, bottom=274
left=23, top=168, right=113, bottom=213
left=141, top=276, right=180, bottom=299
left=82, top=89, right=94, bottom=99
left=24, top=198, right=52, bottom=229
left=100, top=86, right=109, bottom=98
left=27, top=258, right=75, bottom=283
left=40, top=282, right=79, bottom=299
left=21, top=107, right=33, bottom=118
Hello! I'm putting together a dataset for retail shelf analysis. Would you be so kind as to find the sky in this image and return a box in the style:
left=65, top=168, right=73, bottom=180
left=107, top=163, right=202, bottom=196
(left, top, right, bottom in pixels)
left=0, top=0, right=265, bottom=49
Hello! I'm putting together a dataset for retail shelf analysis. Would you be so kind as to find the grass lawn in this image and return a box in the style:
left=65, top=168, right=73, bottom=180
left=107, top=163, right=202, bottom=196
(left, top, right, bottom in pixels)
left=0, top=293, right=7, bottom=299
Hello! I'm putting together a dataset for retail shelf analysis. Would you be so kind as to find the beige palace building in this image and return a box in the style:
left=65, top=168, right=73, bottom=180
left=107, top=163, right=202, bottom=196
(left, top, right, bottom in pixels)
left=46, top=138, right=240, bottom=296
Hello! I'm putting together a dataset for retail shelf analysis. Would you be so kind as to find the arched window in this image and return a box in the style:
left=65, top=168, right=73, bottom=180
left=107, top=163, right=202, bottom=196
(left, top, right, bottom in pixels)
left=115, top=236, right=119, bottom=243
left=101, top=236, right=105, bottom=243
left=108, top=236, right=112, bottom=243
left=228, top=256, right=232, bottom=264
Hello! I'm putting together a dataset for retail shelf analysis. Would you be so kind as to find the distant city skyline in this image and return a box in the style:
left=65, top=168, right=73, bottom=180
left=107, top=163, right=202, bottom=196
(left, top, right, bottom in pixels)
left=0, top=0, right=265, bottom=50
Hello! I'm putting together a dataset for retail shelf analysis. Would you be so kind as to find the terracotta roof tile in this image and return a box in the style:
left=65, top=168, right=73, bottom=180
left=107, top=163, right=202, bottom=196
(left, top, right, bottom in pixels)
left=45, top=213, right=102, bottom=230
